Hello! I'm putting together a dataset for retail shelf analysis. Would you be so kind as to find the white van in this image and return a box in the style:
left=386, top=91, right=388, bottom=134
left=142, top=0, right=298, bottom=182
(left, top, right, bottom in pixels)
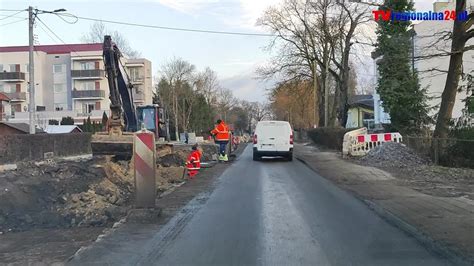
left=253, top=121, right=293, bottom=161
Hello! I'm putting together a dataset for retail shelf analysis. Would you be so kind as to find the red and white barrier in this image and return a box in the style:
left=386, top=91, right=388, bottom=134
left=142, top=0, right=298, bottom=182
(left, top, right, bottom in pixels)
left=133, top=130, right=156, bottom=208
left=343, top=128, right=402, bottom=157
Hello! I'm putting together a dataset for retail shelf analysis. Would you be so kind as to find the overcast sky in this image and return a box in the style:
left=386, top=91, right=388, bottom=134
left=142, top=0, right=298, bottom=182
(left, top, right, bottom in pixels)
left=0, top=0, right=435, bottom=102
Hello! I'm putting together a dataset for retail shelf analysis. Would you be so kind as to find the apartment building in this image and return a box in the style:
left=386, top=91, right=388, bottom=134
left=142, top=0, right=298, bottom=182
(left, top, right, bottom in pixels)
left=126, top=58, right=153, bottom=106
left=0, top=43, right=153, bottom=126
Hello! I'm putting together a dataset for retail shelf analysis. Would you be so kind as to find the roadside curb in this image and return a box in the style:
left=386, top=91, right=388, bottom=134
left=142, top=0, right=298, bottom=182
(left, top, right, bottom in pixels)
left=296, top=155, right=472, bottom=265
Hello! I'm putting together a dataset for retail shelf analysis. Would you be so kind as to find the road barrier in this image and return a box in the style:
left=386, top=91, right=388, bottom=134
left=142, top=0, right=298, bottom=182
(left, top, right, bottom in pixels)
left=343, top=128, right=402, bottom=157
left=133, top=130, right=156, bottom=208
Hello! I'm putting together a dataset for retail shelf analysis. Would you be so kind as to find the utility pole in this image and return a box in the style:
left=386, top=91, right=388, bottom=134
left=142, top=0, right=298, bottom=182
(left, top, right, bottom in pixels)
left=28, top=6, right=36, bottom=134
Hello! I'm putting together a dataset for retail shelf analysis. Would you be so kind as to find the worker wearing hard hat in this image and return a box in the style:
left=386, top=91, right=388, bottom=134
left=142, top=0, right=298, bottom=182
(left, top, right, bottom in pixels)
left=211, top=119, right=230, bottom=162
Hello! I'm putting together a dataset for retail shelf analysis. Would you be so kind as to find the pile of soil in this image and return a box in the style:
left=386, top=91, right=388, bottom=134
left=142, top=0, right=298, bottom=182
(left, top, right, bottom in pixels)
left=359, top=142, right=429, bottom=168
left=157, top=152, right=187, bottom=167
left=355, top=142, right=474, bottom=199
left=0, top=159, right=133, bottom=233
left=0, top=155, right=190, bottom=233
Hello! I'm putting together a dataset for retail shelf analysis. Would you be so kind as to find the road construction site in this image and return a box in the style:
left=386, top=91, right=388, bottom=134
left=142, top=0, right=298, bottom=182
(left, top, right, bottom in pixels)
left=0, top=140, right=231, bottom=264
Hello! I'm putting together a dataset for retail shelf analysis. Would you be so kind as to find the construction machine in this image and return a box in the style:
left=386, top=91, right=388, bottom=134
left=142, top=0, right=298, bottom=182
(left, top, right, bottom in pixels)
left=91, top=36, right=168, bottom=156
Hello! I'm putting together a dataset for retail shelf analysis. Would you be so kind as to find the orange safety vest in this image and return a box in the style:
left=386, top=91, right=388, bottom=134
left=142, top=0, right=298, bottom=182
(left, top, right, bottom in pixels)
left=211, top=122, right=230, bottom=141
left=186, top=150, right=201, bottom=170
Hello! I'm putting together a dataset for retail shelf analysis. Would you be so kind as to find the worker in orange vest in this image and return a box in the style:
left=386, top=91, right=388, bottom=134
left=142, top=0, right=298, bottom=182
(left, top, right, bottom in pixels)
left=185, top=144, right=202, bottom=179
left=210, top=119, right=230, bottom=162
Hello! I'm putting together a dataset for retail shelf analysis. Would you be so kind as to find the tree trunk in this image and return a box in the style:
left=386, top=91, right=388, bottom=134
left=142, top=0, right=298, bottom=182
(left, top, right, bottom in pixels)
left=433, top=0, right=467, bottom=139
left=338, top=30, right=353, bottom=128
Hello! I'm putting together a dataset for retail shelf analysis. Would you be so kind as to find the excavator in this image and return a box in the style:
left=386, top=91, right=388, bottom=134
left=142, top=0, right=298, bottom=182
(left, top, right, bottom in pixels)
left=91, top=35, right=168, bottom=156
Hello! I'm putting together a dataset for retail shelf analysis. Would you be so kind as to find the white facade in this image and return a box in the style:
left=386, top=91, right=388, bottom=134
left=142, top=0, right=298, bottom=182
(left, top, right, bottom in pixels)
left=0, top=44, right=153, bottom=125
left=414, top=0, right=473, bottom=120
left=373, top=0, right=473, bottom=126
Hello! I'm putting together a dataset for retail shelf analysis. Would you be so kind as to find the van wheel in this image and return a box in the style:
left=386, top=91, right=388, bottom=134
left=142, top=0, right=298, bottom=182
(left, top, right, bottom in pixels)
left=287, top=153, right=293, bottom=161
left=253, top=152, right=260, bottom=161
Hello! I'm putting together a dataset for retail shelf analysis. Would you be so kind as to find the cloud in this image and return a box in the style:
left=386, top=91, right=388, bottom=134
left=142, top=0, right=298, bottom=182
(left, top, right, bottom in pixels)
left=220, top=70, right=276, bottom=102
left=155, top=0, right=222, bottom=14
left=155, top=0, right=281, bottom=31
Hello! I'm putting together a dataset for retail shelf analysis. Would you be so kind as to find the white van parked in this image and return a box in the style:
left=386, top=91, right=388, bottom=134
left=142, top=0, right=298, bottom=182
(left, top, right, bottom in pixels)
left=253, top=120, right=293, bottom=161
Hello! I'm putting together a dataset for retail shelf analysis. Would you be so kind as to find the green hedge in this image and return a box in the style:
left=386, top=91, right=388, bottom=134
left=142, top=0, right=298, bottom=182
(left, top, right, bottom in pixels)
left=307, top=128, right=355, bottom=150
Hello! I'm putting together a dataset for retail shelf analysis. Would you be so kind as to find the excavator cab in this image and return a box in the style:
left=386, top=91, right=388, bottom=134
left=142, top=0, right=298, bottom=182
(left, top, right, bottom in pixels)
left=136, top=105, right=167, bottom=139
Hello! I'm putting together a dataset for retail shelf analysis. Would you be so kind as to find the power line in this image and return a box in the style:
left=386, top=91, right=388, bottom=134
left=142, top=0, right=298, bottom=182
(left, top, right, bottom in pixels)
left=0, top=9, right=26, bottom=20
left=0, top=18, right=27, bottom=27
left=0, top=9, right=26, bottom=12
left=56, top=13, right=276, bottom=37
left=35, top=17, right=105, bottom=60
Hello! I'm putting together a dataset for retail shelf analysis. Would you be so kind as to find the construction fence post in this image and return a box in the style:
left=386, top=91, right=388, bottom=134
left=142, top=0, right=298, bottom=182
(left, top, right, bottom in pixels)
left=133, top=130, right=156, bottom=208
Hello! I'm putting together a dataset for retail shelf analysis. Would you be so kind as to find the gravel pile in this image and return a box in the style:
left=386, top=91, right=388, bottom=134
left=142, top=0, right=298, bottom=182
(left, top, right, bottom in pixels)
left=359, top=142, right=430, bottom=168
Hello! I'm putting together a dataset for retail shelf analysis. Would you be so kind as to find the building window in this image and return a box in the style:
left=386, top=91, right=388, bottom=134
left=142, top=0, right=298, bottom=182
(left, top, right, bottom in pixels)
left=54, top=84, right=66, bottom=93
left=129, top=67, right=141, bottom=81
left=0, top=64, right=3, bottom=72
left=80, top=81, right=95, bottom=91
left=0, top=84, right=11, bottom=93
left=9, top=64, right=16, bottom=72
left=80, top=62, right=95, bottom=70
left=53, top=64, right=64, bottom=73
left=54, top=103, right=67, bottom=111
left=82, top=103, right=95, bottom=114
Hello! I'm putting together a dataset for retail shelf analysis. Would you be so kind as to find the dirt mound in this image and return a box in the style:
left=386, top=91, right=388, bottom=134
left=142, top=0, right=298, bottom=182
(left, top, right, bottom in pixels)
left=0, top=160, right=110, bottom=232
left=359, top=142, right=429, bottom=168
left=157, top=153, right=186, bottom=167
left=0, top=143, right=218, bottom=233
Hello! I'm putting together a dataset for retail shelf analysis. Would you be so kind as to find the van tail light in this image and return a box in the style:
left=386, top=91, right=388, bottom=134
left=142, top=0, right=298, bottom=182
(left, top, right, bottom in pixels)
left=290, top=133, right=294, bottom=144
left=253, top=134, right=257, bottom=144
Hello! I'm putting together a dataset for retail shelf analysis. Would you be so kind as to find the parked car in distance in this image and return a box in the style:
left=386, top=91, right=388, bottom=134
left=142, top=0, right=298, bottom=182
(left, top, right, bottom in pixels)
left=253, top=120, right=293, bottom=161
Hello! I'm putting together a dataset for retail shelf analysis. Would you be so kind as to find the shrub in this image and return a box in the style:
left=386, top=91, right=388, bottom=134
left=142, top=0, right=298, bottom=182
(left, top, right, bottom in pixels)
left=307, top=127, right=355, bottom=150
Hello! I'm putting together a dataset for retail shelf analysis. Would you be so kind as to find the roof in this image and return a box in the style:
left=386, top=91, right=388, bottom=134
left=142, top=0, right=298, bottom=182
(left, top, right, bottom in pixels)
left=0, top=43, right=102, bottom=54
left=0, top=92, right=10, bottom=102
left=0, top=122, right=45, bottom=133
left=44, top=125, right=82, bottom=134
left=348, top=95, right=374, bottom=109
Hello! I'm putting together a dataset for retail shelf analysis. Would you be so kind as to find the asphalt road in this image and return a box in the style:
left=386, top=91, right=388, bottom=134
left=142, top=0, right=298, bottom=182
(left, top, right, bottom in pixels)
left=70, top=145, right=449, bottom=265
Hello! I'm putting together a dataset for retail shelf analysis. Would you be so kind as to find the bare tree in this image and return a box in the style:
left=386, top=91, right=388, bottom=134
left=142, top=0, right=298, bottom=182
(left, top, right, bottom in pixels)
left=80, top=21, right=141, bottom=58
left=216, top=88, right=237, bottom=121
left=433, top=0, right=474, bottom=139
left=194, top=67, right=220, bottom=106
left=160, top=57, right=196, bottom=140
left=257, top=0, right=370, bottom=127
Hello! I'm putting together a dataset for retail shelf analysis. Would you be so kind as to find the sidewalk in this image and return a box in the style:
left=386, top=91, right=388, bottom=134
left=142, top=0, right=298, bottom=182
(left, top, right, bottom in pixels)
left=295, top=143, right=474, bottom=265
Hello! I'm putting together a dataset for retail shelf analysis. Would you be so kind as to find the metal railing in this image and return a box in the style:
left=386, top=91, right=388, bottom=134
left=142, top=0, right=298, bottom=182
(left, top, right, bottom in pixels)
left=72, top=90, right=105, bottom=98
left=0, top=72, right=26, bottom=81
left=4, top=92, right=26, bottom=101
left=71, top=69, right=104, bottom=79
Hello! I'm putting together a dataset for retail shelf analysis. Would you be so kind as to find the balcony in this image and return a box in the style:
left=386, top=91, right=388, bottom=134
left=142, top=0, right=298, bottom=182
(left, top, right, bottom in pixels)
left=0, top=72, right=26, bottom=82
left=4, top=92, right=26, bottom=101
left=71, top=69, right=104, bottom=79
left=72, top=89, right=105, bottom=99
left=130, top=77, right=144, bottom=84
